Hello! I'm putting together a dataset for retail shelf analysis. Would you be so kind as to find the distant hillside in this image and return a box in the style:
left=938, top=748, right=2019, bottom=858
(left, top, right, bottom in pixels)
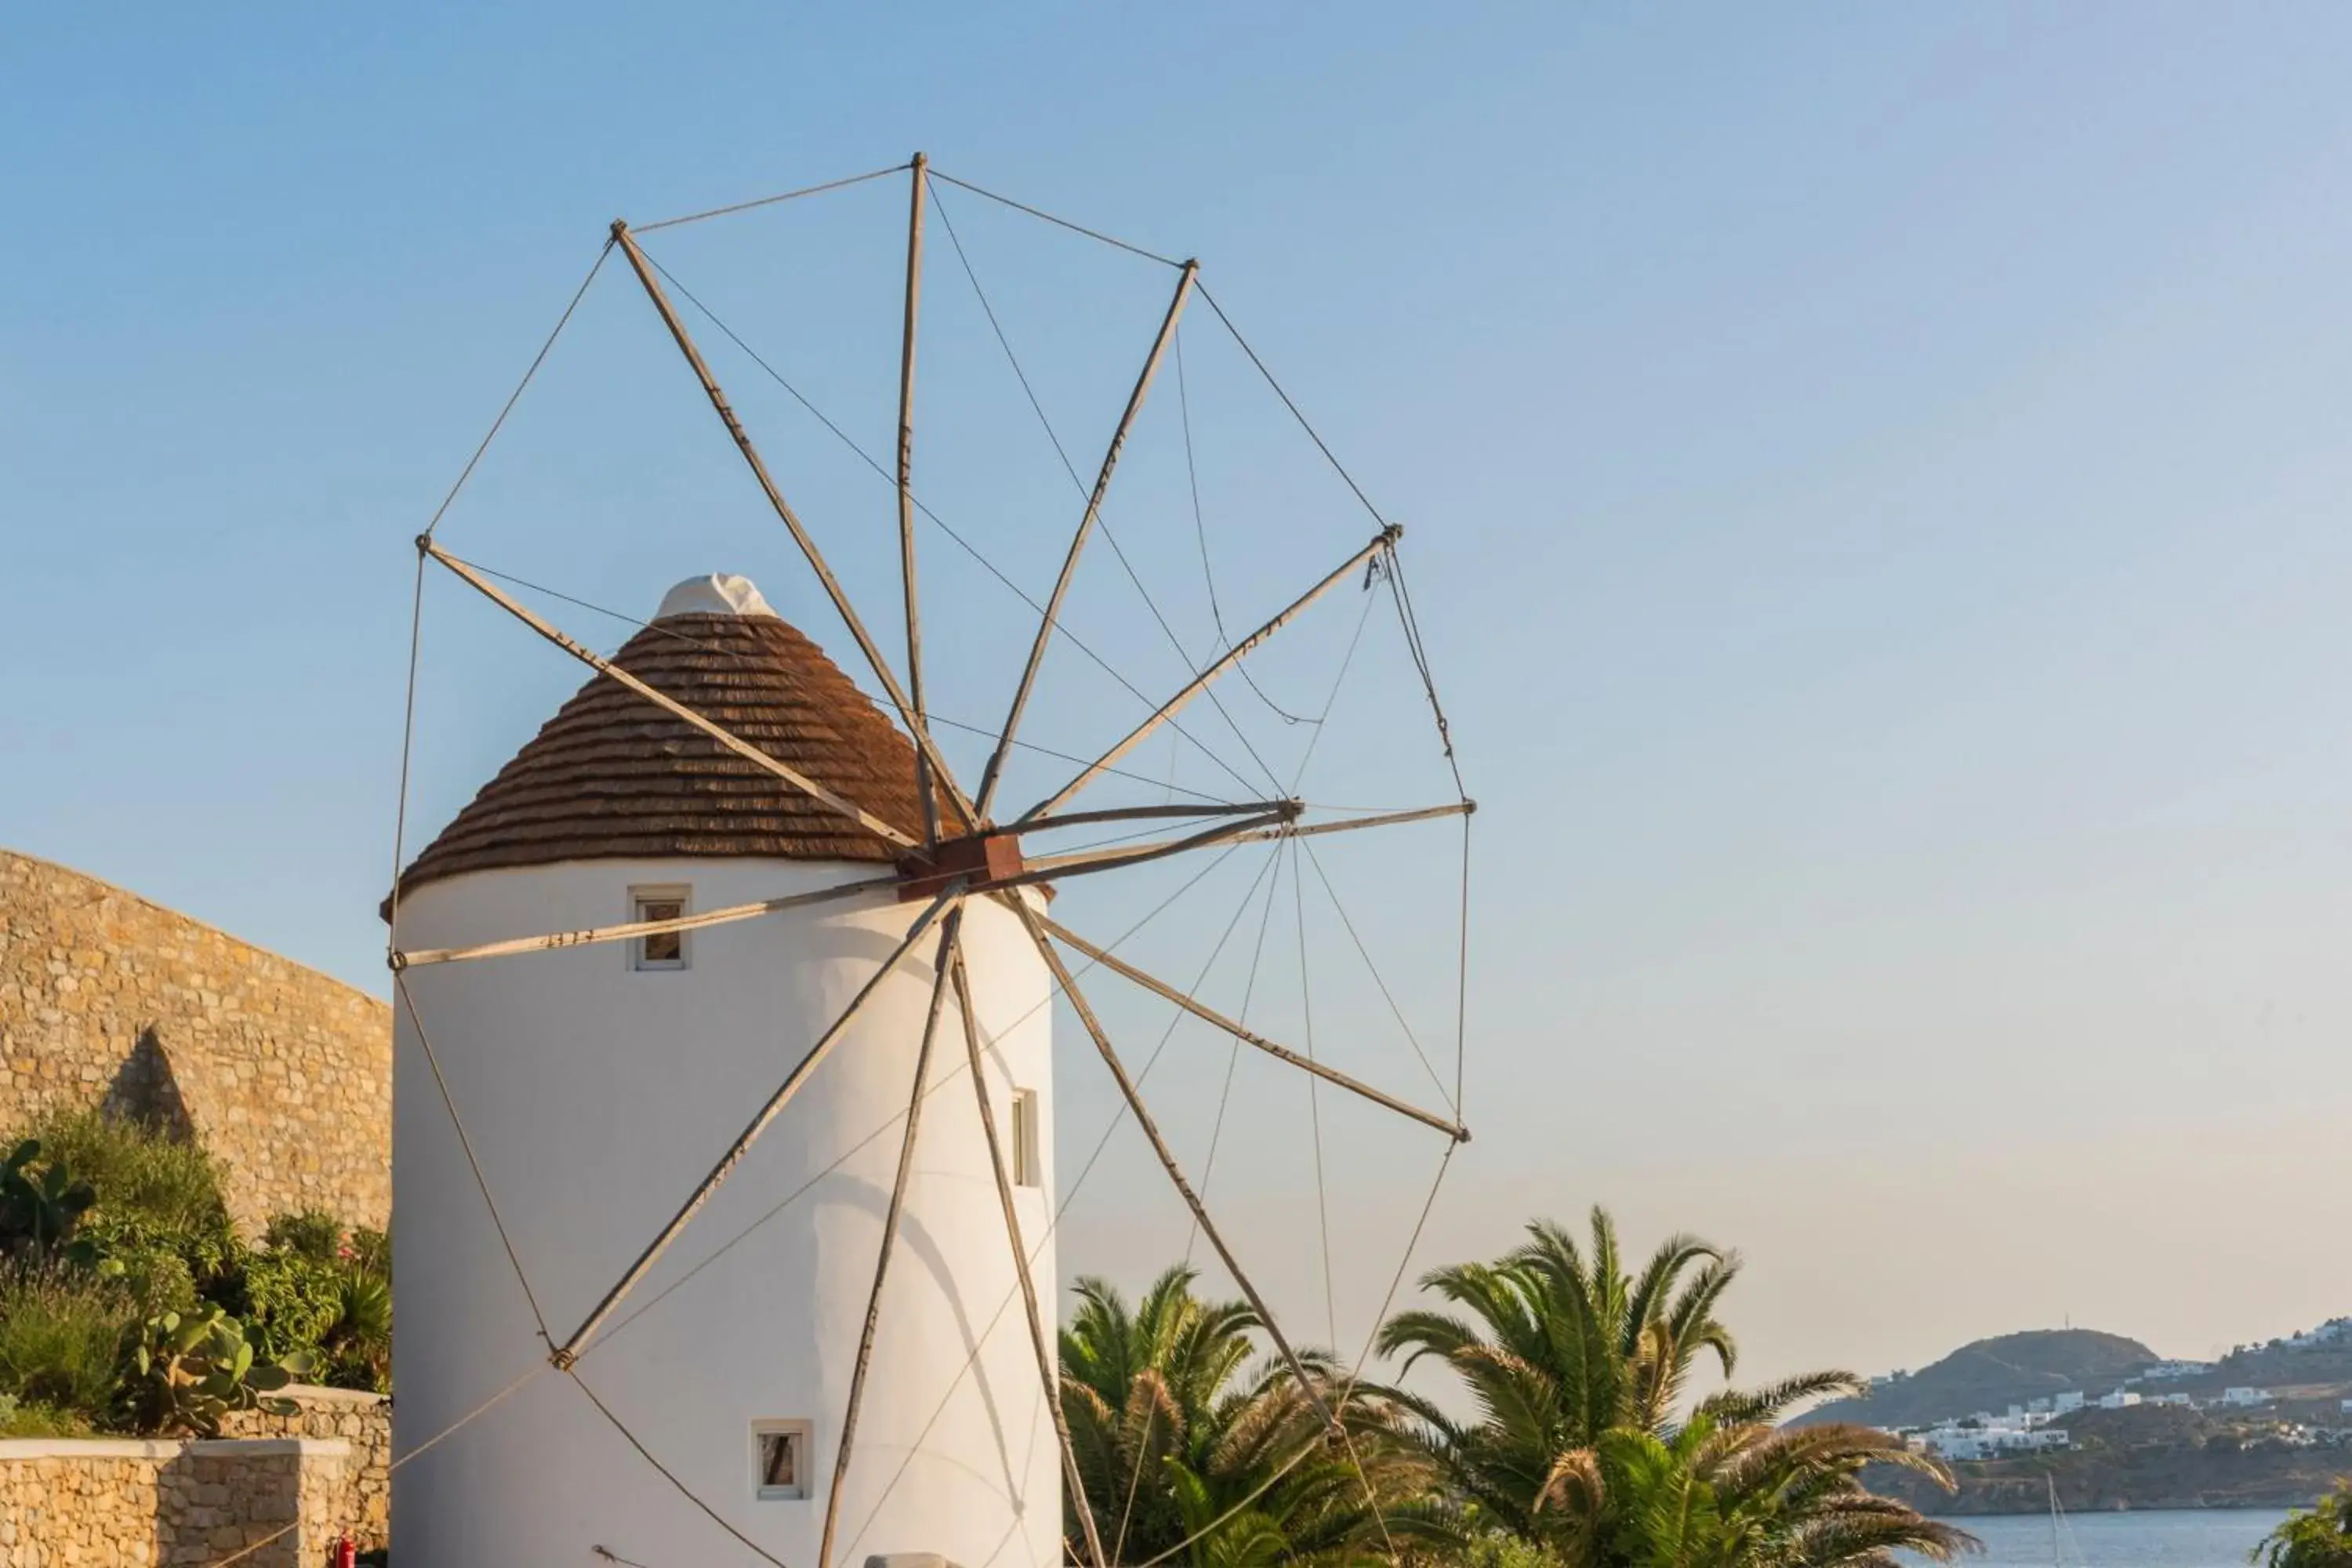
left=1799, top=1329, right=2158, bottom=1429
left=1865, top=1404, right=2352, bottom=1515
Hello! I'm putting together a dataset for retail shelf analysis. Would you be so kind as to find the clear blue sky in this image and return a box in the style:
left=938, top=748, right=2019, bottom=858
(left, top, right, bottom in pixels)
left=6, top=5, right=2350, bottom=1387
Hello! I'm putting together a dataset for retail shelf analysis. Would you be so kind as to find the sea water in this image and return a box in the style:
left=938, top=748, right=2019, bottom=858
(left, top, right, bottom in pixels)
left=1918, top=1508, right=2292, bottom=1568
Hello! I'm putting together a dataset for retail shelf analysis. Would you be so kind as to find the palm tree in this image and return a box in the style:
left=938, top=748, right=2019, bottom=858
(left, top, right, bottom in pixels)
left=2252, top=1481, right=2352, bottom=1568
left=1376, top=1207, right=1972, bottom=1567
left=1538, top=1413, right=1975, bottom=1568
left=1059, top=1265, right=1446, bottom=1566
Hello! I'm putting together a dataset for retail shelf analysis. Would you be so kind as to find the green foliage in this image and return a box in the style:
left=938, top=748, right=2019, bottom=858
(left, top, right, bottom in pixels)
left=0, top=1391, right=95, bottom=1437
left=243, top=1247, right=348, bottom=1361
left=26, top=1109, right=238, bottom=1287
left=1377, top=1207, right=1976, bottom=1568
left=0, top=1139, right=99, bottom=1265
left=123, top=1304, right=307, bottom=1438
left=0, top=1260, right=136, bottom=1417
left=2254, top=1483, right=2352, bottom=1568
left=263, top=1210, right=347, bottom=1264
left=241, top=1212, right=391, bottom=1392
left=1059, top=1265, right=1449, bottom=1566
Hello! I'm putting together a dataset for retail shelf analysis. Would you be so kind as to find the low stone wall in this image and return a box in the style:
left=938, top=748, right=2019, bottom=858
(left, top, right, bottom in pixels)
left=220, top=1386, right=387, bottom=1550
left=0, top=849, right=390, bottom=1233
left=0, top=1436, right=351, bottom=1568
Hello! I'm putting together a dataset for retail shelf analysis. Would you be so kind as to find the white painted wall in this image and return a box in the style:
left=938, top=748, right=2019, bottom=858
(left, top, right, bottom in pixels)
left=390, top=858, right=1060, bottom=1568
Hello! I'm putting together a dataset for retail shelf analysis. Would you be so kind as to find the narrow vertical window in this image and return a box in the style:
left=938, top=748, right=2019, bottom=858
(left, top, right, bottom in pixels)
left=1008, top=1088, right=1040, bottom=1188
left=630, top=885, right=690, bottom=971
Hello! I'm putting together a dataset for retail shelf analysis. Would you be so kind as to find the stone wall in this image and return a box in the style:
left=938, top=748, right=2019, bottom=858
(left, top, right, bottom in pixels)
left=0, top=1437, right=352, bottom=1568
left=0, top=850, right=389, bottom=1233
left=220, top=1387, right=387, bottom=1551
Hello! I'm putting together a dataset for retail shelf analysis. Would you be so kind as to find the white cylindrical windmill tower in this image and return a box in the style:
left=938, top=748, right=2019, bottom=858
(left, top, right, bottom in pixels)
left=388, top=573, right=1062, bottom=1566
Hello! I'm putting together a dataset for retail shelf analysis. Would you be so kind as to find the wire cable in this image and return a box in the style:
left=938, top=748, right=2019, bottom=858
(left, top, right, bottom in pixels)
left=579, top=841, right=1265, bottom=1356
left=445, top=554, right=1243, bottom=808
left=840, top=846, right=1284, bottom=1563
left=924, top=179, right=1288, bottom=801
left=1174, top=324, right=1316, bottom=728
left=632, top=241, right=1269, bottom=804
left=422, top=238, right=613, bottom=544
left=634, top=161, right=909, bottom=234
left=568, top=1367, right=791, bottom=1568
left=927, top=167, right=1185, bottom=269
left=393, top=974, right=554, bottom=1345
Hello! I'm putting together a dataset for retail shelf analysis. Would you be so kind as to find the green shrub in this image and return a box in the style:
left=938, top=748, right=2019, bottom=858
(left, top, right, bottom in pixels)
left=263, top=1210, right=346, bottom=1265
left=0, top=1392, right=94, bottom=1437
left=243, top=1214, right=392, bottom=1392
left=25, top=1109, right=238, bottom=1286
left=0, top=1261, right=136, bottom=1419
left=243, top=1247, right=347, bottom=1363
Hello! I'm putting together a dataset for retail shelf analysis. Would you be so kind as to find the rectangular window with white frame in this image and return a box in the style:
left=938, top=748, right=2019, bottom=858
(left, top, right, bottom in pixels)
left=630, top=884, right=691, bottom=971
left=753, top=1419, right=811, bottom=1501
left=1008, top=1088, right=1040, bottom=1188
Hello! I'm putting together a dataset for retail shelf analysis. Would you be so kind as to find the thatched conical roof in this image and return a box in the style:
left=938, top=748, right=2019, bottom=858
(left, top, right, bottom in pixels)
left=394, top=577, right=938, bottom=901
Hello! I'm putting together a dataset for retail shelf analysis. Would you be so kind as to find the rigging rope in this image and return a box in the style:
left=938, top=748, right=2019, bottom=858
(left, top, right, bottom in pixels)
left=443, top=554, right=1245, bottom=808
left=633, top=241, right=1270, bottom=805
left=840, top=846, right=1284, bottom=1563
left=392, top=975, right=554, bottom=1346
left=1299, top=840, right=1457, bottom=1118
left=1127, top=1141, right=1457, bottom=1568
left=633, top=161, right=910, bottom=234
left=568, top=1367, right=792, bottom=1568
left=926, top=179, right=1290, bottom=801
left=191, top=1361, right=549, bottom=1568
left=1174, top=324, right=1317, bottom=728
left=581, top=841, right=1265, bottom=1358
left=1110, top=840, right=1287, bottom=1563
left=926, top=167, right=1185, bottom=270
left=421, top=238, right=613, bottom=545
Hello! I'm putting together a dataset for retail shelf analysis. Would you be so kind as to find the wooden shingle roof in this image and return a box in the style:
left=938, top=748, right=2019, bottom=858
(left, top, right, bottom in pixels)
left=394, top=608, right=938, bottom=899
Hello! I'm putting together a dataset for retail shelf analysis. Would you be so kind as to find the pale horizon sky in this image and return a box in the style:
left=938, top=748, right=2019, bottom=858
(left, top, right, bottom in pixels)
left=5, top=5, right=2350, bottom=1392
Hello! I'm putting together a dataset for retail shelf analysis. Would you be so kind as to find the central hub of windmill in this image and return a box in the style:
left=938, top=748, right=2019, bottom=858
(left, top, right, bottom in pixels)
left=895, top=829, right=1029, bottom=902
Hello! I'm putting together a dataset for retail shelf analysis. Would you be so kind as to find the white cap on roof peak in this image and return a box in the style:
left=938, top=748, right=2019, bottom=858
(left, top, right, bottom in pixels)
left=656, top=573, right=779, bottom=621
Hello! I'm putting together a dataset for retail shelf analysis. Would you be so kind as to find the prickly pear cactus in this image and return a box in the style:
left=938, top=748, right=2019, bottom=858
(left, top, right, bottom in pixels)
left=125, top=1304, right=310, bottom=1437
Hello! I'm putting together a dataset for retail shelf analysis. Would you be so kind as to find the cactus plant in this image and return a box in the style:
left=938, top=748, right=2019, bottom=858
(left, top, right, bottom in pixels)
left=122, top=1304, right=310, bottom=1437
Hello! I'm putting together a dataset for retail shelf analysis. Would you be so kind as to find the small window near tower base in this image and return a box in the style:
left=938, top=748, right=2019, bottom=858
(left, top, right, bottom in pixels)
left=1008, top=1089, right=1040, bottom=1188
left=753, top=1420, right=810, bottom=1501
left=630, top=885, right=690, bottom=971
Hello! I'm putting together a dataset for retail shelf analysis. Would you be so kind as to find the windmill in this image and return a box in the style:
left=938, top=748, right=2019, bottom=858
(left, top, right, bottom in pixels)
left=382, top=155, right=1472, bottom=1568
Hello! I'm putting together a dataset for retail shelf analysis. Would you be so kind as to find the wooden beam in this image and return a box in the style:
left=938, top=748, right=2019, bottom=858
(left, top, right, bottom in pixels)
left=975, top=260, right=1200, bottom=818
left=557, top=884, right=964, bottom=1362
left=947, top=932, right=1109, bottom=1568
left=1008, top=809, right=1294, bottom=884
left=1007, top=898, right=1336, bottom=1429
left=1230, top=800, right=1474, bottom=846
left=395, top=873, right=899, bottom=969
left=1038, top=916, right=1467, bottom=1142
left=426, top=543, right=917, bottom=850
left=1022, top=526, right=1399, bottom=822
left=898, top=154, right=937, bottom=848
left=1014, top=798, right=1298, bottom=834
left=608, top=220, right=978, bottom=834
left=819, top=910, right=960, bottom=1568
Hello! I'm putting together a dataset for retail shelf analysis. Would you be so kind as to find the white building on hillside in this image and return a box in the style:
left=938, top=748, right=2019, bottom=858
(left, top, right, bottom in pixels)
left=2223, top=1387, right=2271, bottom=1407
left=2145, top=1359, right=2214, bottom=1380
left=2099, top=1390, right=2141, bottom=1410
left=2055, top=1391, right=2085, bottom=1414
